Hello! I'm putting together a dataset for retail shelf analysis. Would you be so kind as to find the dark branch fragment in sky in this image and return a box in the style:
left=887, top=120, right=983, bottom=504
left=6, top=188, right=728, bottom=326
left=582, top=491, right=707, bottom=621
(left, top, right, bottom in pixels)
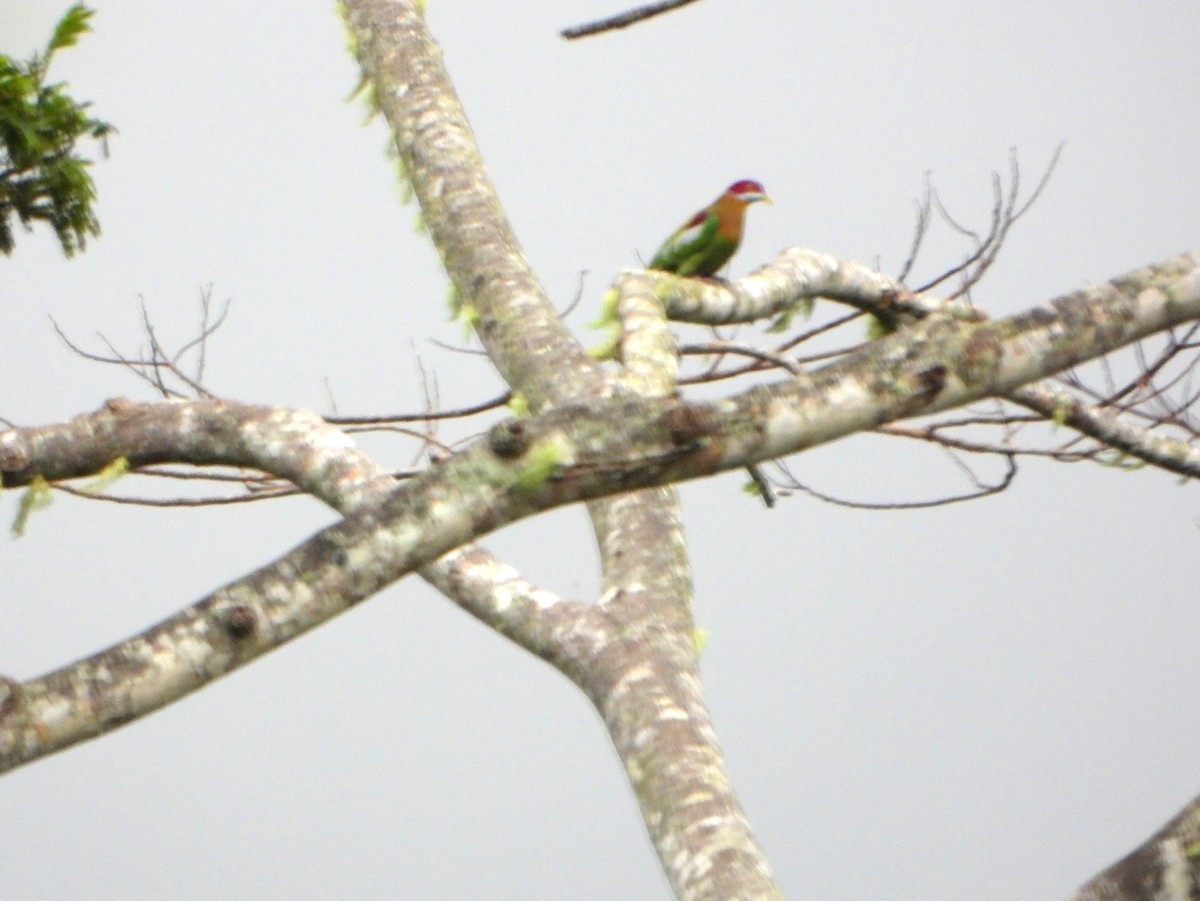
left=561, top=0, right=704, bottom=40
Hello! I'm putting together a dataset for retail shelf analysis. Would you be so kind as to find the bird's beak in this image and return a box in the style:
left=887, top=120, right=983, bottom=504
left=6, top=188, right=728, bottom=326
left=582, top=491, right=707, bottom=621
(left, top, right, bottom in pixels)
left=760, top=194, right=773, bottom=205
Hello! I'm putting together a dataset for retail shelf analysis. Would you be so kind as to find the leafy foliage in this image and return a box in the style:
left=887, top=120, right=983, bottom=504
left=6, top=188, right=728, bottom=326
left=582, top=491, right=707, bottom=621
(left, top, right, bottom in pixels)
left=0, top=4, right=113, bottom=256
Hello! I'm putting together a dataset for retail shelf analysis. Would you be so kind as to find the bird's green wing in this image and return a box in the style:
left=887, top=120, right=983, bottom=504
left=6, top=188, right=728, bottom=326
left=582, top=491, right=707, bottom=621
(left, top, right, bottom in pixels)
left=649, top=209, right=719, bottom=272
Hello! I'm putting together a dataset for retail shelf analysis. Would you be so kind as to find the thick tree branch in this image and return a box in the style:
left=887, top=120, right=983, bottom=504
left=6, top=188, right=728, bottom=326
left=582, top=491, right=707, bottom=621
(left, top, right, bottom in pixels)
left=3, top=250, right=1191, bottom=730
left=336, top=7, right=773, bottom=895
left=0, top=398, right=593, bottom=680
left=1008, top=382, right=1200, bottom=479
left=602, top=270, right=782, bottom=898
left=654, top=247, right=1200, bottom=478
left=1069, top=796, right=1200, bottom=901
left=341, top=0, right=602, bottom=409
left=578, top=620, right=783, bottom=901
left=5, top=249, right=1196, bottom=899
left=654, top=247, right=979, bottom=327
left=0, top=398, right=387, bottom=506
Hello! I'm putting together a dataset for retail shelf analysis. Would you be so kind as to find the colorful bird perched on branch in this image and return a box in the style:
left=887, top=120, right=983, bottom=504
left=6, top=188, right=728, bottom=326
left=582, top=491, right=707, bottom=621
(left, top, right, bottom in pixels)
left=648, top=179, right=771, bottom=277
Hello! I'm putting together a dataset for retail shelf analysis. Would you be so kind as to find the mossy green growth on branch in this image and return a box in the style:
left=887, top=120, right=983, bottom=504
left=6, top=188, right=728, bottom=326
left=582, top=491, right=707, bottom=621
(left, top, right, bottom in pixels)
left=766, top=297, right=815, bottom=334
left=514, top=435, right=570, bottom=492
left=741, top=477, right=768, bottom=501
left=1097, top=450, right=1147, bottom=471
left=11, top=475, right=53, bottom=537
left=336, top=2, right=417, bottom=206
left=446, top=281, right=482, bottom=340
left=0, top=3, right=114, bottom=256
left=865, top=314, right=892, bottom=339
left=77, top=456, right=129, bottom=495
left=506, top=392, right=530, bottom=419
left=587, top=288, right=621, bottom=360
left=1049, top=398, right=1071, bottom=427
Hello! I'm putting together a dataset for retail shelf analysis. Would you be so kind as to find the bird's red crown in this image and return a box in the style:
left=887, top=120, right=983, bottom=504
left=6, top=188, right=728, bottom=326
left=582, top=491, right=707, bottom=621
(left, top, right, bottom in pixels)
left=726, top=179, right=769, bottom=202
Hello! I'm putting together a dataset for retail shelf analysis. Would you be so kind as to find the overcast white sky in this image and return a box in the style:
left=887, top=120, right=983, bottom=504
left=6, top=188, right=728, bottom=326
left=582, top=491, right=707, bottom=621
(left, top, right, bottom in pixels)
left=2, top=2, right=1198, bottom=899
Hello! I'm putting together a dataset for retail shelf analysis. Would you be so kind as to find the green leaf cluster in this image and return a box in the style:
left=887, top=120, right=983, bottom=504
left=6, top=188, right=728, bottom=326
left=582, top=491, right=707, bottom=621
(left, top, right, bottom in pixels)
left=0, top=4, right=113, bottom=256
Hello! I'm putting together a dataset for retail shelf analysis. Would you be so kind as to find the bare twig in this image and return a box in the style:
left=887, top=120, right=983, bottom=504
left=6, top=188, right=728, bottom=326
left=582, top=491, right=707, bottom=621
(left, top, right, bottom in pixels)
left=50, top=289, right=228, bottom=400
left=429, top=337, right=489, bottom=356
left=55, top=481, right=299, bottom=506
left=560, top=270, right=589, bottom=319
left=681, top=341, right=803, bottom=376
left=562, top=0, right=704, bottom=39
left=324, top=392, right=510, bottom=426
left=896, top=173, right=933, bottom=284
left=776, top=453, right=1017, bottom=510
left=171, top=286, right=230, bottom=384
left=912, top=146, right=1063, bottom=299
left=744, top=464, right=776, bottom=508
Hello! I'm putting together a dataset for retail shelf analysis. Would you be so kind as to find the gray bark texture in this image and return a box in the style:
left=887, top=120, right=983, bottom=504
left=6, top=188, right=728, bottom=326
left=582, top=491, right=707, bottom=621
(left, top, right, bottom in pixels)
left=1, top=2, right=1198, bottom=898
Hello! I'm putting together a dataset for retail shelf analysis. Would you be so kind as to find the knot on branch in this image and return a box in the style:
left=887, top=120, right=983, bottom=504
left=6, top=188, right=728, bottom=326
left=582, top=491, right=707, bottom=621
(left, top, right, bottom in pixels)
left=912, top=364, right=949, bottom=406
left=221, top=605, right=258, bottom=640
left=103, top=397, right=137, bottom=415
left=0, top=676, right=22, bottom=722
left=957, top=329, right=1004, bottom=388
left=888, top=364, right=950, bottom=418
left=488, top=420, right=531, bottom=459
left=662, top=402, right=719, bottom=446
left=0, top=433, right=29, bottom=474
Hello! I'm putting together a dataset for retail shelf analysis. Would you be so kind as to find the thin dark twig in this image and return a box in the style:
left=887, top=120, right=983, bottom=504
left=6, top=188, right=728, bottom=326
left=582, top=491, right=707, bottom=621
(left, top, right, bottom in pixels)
left=103, top=330, right=187, bottom=398
left=346, top=421, right=457, bottom=451
left=51, top=290, right=225, bottom=401
left=323, top=377, right=340, bottom=417
left=781, top=454, right=1017, bottom=510
left=54, top=482, right=299, bottom=506
left=912, top=147, right=1062, bottom=300
left=1105, top=329, right=1197, bottom=407
left=136, top=466, right=276, bottom=483
left=924, top=174, right=1004, bottom=296
left=137, top=299, right=172, bottom=397
left=949, top=150, right=1024, bottom=299
left=775, top=311, right=866, bottom=354
left=792, top=342, right=871, bottom=366
left=171, top=286, right=230, bottom=382
left=414, top=354, right=448, bottom=465
left=681, top=341, right=803, bottom=375
left=913, top=191, right=994, bottom=294
left=429, top=337, right=489, bottom=356
left=1099, top=354, right=1117, bottom=398
left=910, top=412, right=1042, bottom=430
left=324, top=392, right=510, bottom=425
left=897, top=173, right=933, bottom=284
left=679, top=313, right=867, bottom=386
left=1010, top=142, right=1064, bottom=220
left=562, top=0, right=704, bottom=39
left=745, top=464, right=776, bottom=508
left=49, top=316, right=144, bottom=366
left=878, top=424, right=1022, bottom=456
left=560, top=270, right=589, bottom=319
left=946, top=159, right=1018, bottom=299
left=195, top=288, right=213, bottom=384
left=140, top=300, right=213, bottom=398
